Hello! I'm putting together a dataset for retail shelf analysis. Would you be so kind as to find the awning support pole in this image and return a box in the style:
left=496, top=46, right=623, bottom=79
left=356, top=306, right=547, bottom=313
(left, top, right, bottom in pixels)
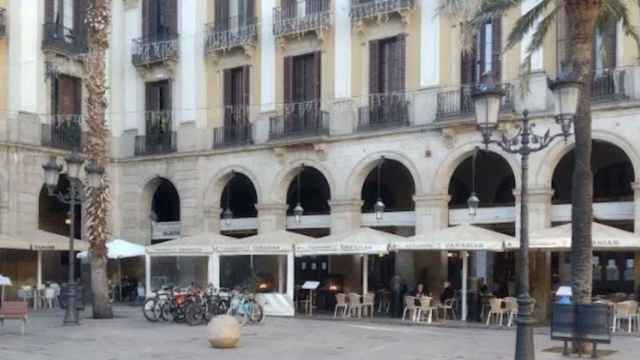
left=36, top=250, right=42, bottom=310
left=362, top=255, right=368, bottom=295
left=209, top=254, right=220, bottom=289
left=145, top=254, right=151, bottom=297
left=278, top=255, right=285, bottom=293
left=462, top=251, right=469, bottom=321
left=286, top=253, right=294, bottom=302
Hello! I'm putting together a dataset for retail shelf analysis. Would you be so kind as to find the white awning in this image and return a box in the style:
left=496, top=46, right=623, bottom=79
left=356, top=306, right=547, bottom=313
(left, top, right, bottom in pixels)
left=295, top=228, right=400, bottom=256
left=77, top=239, right=145, bottom=259
left=146, top=232, right=236, bottom=256
left=0, top=275, right=12, bottom=286
left=216, top=230, right=311, bottom=255
left=15, top=230, right=88, bottom=252
left=515, top=222, right=640, bottom=250
left=0, top=233, right=27, bottom=250
left=392, top=224, right=512, bottom=252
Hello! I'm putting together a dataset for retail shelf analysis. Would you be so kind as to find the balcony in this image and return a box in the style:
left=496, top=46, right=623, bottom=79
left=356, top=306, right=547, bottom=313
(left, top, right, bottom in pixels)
left=269, top=100, right=329, bottom=140
left=273, top=0, right=332, bottom=40
left=205, top=16, right=258, bottom=54
left=356, top=93, right=410, bottom=132
left=135, top=111, right=177, bottom=156
left=213, top=106, right=253, bottom=148
left=592, top=68, right=628, bottom=102
left=42, top=23, right=88, bottom=57
left=131, top=33, right=180, bottom=68
left=436, top=83, right=514, bottom=120
left=41, top=115, right=83, bottom=151
left=0, top=8, right=6, bottom=37
left=350, top=0, right=414, bottom=23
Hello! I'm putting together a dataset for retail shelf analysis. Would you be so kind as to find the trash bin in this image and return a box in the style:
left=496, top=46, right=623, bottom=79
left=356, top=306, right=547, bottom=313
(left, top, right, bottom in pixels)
left=58, top=283, right=85, bottom=311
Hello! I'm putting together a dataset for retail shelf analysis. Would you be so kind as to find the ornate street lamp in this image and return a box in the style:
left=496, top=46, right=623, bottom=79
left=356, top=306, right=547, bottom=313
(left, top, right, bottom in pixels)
left=374, top=157, right=386, bottom=221
left=467, top=148, right=480, bottom=218
left=42, top=151, right=104, bottom=325
left=293, top=165, right=304, bottom=224
left=472, top=75, right=578, bottom=360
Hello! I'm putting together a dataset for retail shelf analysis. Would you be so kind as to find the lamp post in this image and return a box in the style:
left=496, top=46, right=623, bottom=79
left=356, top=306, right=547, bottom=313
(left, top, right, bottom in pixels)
left=42, top=151, right=104, bottom=325
left=222, top=172, right=234, bottom=226
left=467, top=147, right=480, bottom=218
left=471, top=76, right=579, bottom=360
left=374, top=156, right=386, bottom=221
left=293, top=165, right=305, bottom=224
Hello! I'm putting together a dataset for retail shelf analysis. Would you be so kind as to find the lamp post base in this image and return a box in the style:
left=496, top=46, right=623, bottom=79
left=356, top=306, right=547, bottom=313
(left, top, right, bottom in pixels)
left=514, top=294, right=536, bottom=360
left=63, top=282, right=80, bottom=325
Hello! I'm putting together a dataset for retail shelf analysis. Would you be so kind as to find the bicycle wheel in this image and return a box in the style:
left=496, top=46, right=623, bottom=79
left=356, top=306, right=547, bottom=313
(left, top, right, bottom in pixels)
left=248, top=300, right=265, bottom=324
left=185, top=302, right=204, bottom=326
left=228, top=307, right=248, bottom=326
left=143, top=298, right=160, bottom=322
left=160, top=302, right=175, bottom=322
left=216, top=299, right=230, bottom=315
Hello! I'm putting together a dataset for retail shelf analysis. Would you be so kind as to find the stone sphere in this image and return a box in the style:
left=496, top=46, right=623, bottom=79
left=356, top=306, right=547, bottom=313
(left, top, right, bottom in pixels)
left=207, top=315, right=241, bottom=349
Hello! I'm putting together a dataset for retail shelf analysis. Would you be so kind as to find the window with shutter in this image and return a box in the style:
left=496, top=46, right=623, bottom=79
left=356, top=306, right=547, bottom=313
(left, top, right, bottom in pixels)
left=53, top=75, right=81, bottom=115
left=462, top=17, right=501, bottom=84
left=594, top=20, right=617, bottom=73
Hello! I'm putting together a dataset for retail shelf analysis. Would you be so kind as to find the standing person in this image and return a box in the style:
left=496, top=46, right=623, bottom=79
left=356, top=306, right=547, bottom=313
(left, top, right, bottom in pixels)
left=440, top=281, right=455, bottom=303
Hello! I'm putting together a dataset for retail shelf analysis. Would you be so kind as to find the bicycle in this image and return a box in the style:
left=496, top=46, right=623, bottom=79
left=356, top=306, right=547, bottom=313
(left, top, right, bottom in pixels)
left=184, top=285, right=230, bottom=326
left=142, top=287, right=171, bottom=322
left=227, top=288, right=264, bottom=326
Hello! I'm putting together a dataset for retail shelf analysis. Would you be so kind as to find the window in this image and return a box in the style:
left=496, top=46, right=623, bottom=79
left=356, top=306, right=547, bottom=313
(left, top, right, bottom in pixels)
left=461, top=17, right=502, bottom=85
left=594, top=20, right=617, bottom=74
left=215, top=0, right=255, bottom=31
left=223, top=66, right=250, bottom=127
left=145, top=81, right=172, bottom=136
left=142, top=0, right=178, bottom=39
left=369, top=35, right=406, bottom=95
left=52, top=75, right=82, bottom=116
left=284, top=52, right=321, bottom=103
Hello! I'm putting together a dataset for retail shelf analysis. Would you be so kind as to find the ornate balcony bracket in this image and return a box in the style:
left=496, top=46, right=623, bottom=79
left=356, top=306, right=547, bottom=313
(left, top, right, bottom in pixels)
left=350, top=0, right=413, bottom=34
left=44, top=54, right=86, bottom=81
left=135, top=59, right=178, bottom=81
left=276, top=27, right=329, bottom=49
left=207, top=44, right=255, bottom=65
left=440, top=127, right=458, bottom=149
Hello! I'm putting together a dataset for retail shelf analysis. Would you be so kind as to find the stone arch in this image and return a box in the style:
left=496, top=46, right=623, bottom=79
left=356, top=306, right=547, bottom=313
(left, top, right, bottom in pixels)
left=204, top=165, right=264, bottom=209
left=534, top=130, right=640, bottom=188
left=270, top=160, right=336, bottom=204
left=347, top=151, right=423, bottom=200
left=432, top=143, right=521, bottom=195
left=139, top=176, right=181, bottom=243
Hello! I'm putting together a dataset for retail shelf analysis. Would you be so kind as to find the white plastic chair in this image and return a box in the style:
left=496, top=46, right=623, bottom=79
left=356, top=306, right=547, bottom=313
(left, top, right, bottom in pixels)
left=334, top=293, right=348, bottom=318
left=347, top=293, right=363, bottom=318
left=486, top=298, right=507, bottom=326
left=504, top=297, right=518, bottom=327
left=402, top=296, right=418, bottom=322
left=613, top=301, right=638, bottom=333
left=44, top=288, right=56, bottom=309
left=362, top=293, right=375, bottom=317
left=417, top=296, right=435, bottom=323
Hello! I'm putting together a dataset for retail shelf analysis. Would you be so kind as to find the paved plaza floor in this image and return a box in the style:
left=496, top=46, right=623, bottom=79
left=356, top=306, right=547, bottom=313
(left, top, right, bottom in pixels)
left=1, top=306, right=638, bottom=360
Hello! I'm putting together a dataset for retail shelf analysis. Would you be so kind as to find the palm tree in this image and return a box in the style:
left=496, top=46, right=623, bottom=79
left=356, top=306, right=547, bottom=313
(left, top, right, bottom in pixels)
left=84, top=0, right=113, bottom=319
left=440, top=0, right=640, bottom=306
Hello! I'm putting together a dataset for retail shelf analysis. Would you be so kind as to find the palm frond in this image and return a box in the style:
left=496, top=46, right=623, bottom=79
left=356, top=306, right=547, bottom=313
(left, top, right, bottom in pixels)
left=505, top=0, right=555, bottom=51
left=599, top=0, right=640, bottom=57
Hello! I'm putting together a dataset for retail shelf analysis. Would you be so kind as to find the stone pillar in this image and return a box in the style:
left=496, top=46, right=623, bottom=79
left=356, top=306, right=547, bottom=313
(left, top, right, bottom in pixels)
left=203, top=207, right=221, bottom=234
left=329, top=199, right=362, bottom=292
left=413, top=194, right=450, bottom=298
left=516, top=187, right=553, bottom=323
left=394, top=226, right=416, bottom=289
left=255, top=203, right=287, bottom=283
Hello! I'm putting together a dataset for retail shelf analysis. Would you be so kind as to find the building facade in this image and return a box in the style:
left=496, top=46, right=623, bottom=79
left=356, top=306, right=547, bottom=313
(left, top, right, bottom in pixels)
left=1, top=0, right=640, bottom=318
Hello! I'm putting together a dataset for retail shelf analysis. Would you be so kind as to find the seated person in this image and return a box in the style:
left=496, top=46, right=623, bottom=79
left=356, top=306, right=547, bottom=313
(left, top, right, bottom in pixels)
left=440, top=281, right=455, bottom=303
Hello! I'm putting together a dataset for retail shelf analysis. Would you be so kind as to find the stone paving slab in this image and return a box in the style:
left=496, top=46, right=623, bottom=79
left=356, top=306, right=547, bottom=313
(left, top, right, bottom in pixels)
left=0, top=306, right=638, bottom=360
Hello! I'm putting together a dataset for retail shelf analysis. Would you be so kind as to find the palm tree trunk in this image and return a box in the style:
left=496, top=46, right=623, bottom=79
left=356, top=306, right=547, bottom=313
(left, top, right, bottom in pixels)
left=565, top=0, right=599, bottom=306
left=85, top=0, right=113, bottom=319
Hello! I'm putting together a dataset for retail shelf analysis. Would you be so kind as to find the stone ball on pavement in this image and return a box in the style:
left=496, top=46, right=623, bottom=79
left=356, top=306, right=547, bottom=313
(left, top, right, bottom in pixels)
left=207, top=315, right=241, bottom=349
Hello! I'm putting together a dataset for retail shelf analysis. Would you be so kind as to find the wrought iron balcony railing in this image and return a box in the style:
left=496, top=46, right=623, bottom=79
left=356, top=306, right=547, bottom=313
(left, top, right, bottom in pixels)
left=436, top=83, right=514, bottom=120
left=131, top=33, right=180, bottom=67
left=592, top=68, right=628, bottom=102
left=350, top=0, right=414, bottom=22
left=0, top=8, right=6, bottom=37
left=213, top=124, right=254, bottom=149
left=42, top=23, right=88, bottom=56
left=135, top=111, right=177, bottom=156
left=41, top=115, right=84, bottom=151
left=357, top=93, right=410, bottom=132
left=269, top=100, right=329, bottom=140
left=205, top=16, right=258, bottom=53
left=273, top=0, right=332, bottom=38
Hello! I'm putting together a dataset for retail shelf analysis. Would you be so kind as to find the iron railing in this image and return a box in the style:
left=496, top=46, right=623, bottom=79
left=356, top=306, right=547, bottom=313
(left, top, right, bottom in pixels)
left=131, top=33, right=180, bottom=67
left=0, top=8, right=6, bottom=37
left=269, top=100, right=329, bottom=140
left=213, top=124, right=254, bottom=148
left=273, top=0, right=332, bottom=38
left=357, top=93, right=410, bottom=132
left=436, top=83, right=514, bottom=119
left=350, top=0, right=414, bottom=22
left=41, top=115, right=83, bottom=151
left=42, top=23, right=88, bottom=56
left=135, top=111, right=176, bottom=155
left=592, top=68, right=627, bottom=102
left=205, top=16, right=258, bottom=53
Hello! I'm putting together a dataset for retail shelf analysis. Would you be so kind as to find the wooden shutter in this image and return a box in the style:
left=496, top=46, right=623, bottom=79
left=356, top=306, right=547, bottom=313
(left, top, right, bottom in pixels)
left=461, top=36, right=477, bottom=85
left=603, top=21, right=617, bottom=69
left=478, top=24, right=487, bottom=79
left=395, top=34, right=406, bottom=92
left=284, top=56, right=295, bottom=103
left=312, top=52, right=322, bottom=100
left=74, top=0, right=88, bottom=37
left=283, top=0, right=296, bottom=19
left=166, top=0, right=178, bottom=35
left=223, top=69, right=233, bottom=106
left=142, top=0, right=155, bottom=37
left=215, top=0, right=229, bottom=30
left=369, top=40, right=380, bottom=94
left=492, top=17, right=503, bottom=82
left=145, top=82, right=157, bottom=112
left=45, top=0, right=55, bottom=23
left=58, top=75, right=77, bottom=115
left=74, top=77, right=82, bottom=115
left=246, top=0, right=255, bottom=23
left=242, top=65, right=251, bottom=106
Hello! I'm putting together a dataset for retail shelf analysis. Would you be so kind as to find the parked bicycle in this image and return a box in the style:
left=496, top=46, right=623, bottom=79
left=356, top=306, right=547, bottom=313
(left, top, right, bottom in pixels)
left=184, top=285, right=231, bottom=326
left=142, top=286, right=172, bottom=322
left=227, top=288, right=265, bottom=326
